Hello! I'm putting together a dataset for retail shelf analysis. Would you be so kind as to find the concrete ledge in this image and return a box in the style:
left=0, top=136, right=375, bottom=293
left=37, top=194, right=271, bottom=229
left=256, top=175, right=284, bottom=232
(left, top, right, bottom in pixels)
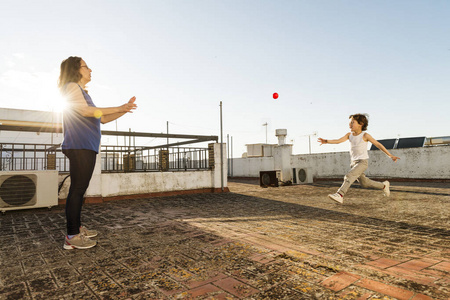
left=230, top=176, right=450, bottom=183
left=228, top=176, right=259, bottom=181
left=314, top=177, right=450, bottom=183
left=58, top=187, right=230, bottom=205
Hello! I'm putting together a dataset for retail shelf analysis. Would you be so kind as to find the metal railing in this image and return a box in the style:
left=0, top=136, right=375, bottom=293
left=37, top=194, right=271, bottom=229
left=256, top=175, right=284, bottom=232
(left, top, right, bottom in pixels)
left=0, top=127, right=218, bottom=173
left=101, top=145, right=210, bottom=172
left=0, top=143, right=69, bottom=172
left=0, top=143, right=210, bottom=173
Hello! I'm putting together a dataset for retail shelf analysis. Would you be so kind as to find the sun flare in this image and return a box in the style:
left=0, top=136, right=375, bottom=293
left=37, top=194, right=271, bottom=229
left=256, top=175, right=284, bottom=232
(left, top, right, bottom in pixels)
left=49, top=97, right=67, bottom=112
left=46, top=88, right=67, bottom=113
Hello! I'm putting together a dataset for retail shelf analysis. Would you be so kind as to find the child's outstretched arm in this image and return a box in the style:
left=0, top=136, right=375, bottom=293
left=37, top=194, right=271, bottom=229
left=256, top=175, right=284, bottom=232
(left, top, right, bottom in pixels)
left=318, top=133, right=350, bottom=145
left=364, top=133, right=400, bottom=162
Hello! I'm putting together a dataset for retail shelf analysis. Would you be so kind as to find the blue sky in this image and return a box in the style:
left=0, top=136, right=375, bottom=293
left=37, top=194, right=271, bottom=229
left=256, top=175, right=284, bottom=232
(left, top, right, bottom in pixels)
left=1, top=0, right=449, bottom=156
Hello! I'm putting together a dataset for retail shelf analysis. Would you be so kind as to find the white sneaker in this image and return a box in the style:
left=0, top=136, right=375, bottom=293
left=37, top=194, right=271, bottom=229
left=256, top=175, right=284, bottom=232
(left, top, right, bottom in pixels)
left=383, top=181, right=390, bottom=197
left=328, top=193, right=344, bottom=204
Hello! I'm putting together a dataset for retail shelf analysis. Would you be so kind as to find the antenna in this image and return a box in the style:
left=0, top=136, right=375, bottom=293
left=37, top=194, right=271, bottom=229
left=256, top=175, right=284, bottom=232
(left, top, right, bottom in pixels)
left=262, top=122, right=268, bottom=144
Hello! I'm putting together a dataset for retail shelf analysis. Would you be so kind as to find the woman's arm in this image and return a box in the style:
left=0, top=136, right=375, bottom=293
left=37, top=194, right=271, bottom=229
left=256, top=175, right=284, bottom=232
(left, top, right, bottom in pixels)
left=318, top=133, right=350, bottom=145
left=64, top=83, right=137, bottom=118
left=100, top=112, right=126, bottom=124
left=100, top=97, right=137, bottom=123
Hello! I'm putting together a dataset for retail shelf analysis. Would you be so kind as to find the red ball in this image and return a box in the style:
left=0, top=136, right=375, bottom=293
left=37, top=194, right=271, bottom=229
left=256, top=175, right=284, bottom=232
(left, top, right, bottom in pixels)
left=273, top=93, right=278, bottom=99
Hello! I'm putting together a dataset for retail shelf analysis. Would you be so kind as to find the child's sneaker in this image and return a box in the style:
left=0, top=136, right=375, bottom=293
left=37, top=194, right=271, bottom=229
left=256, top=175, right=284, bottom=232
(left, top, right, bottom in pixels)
left=328, top=193, right=344, bottom=204
left=63, top=234, right=97, bottom=250
left=383, top=181, right=390, bottom=197
left=80, top=226, right=98, bottom=238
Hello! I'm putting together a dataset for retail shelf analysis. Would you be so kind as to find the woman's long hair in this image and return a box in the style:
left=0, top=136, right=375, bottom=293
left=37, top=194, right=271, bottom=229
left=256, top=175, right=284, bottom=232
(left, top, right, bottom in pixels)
left=58, top=56, right=82, bottom=91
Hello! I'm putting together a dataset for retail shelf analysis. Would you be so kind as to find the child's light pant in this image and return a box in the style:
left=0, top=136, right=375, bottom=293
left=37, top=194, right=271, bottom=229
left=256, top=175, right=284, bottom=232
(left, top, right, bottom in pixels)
left=337, top=159, right=384, bottom=196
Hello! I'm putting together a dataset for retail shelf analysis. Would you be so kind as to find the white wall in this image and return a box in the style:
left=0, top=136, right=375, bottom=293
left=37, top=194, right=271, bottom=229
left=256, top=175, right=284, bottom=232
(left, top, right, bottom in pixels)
left=100, top=171, right=213, bottom=197
left=290, top=151, right=349, bottom=179
left=366, top=147, right=449, bottom=179
left=231, top=146, right=450, bottom=180
left=58, top=143, right=227, bottom=200
left=59, top=171, right=216, bottom=200
left=232, top=156, right=275, bottom=177
left=212, top=143, right=228, bottom=191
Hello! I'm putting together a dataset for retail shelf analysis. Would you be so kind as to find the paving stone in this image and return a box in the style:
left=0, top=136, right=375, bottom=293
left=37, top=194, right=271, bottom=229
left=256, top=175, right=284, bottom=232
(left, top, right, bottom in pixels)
left=355, top=278, right=415, bottom=300
left=287, top=265, right=328, bottom=284
left=0, top=282, right=30, bottom=300
left=251, top=283, right=305, bottom=299
left=0, top=265, right=24, bottom=287
left=432, top=261, right=450, bottom=273
left=337, top=285, right=376, bottom=300
left=132, top=289, right=169, bottom=299
left=27, top=273, right=58, bottom=294
left=32, top=282, right=92, bottom=300
left=178, top=283, right=230, bottom=299
left=186, top=272, right=228, bottom=289
left=385, top=266, right=438, bottom=285
left=282, top=277, right=336, bottom=299
left=321, top=271, right=361, bottom=292
left=396, top=259, right=440, bottom=271
left=51, top=264, right=83, bottom=287
left=366, top=257, right=403, bottom=269
left=150, top=273, right=184, bottom=296
left=410, top=294, right=435, bottom=300
left=214, top=277, right=259, bottom=298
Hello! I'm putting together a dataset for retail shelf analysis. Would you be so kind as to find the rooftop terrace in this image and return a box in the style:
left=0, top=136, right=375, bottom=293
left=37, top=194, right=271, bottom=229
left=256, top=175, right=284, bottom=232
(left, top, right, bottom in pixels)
left=0, top=179, right=449, bottom=299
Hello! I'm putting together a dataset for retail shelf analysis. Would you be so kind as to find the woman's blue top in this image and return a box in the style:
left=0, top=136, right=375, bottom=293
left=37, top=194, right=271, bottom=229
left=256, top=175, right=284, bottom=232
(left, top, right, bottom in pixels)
left=62, top=85, right=101, bottom=153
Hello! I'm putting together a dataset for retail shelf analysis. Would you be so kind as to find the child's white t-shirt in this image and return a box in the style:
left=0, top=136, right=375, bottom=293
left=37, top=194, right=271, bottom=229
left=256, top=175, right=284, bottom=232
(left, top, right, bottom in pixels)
left=349, top=132, right=369, bottom=161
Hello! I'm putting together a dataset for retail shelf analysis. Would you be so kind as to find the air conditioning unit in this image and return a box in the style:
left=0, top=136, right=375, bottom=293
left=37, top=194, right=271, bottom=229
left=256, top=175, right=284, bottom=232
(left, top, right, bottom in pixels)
left=260, top=170, right=281, bottom=187
left=0, top=170, right=58, bottom=213
left=293, top=168, right=313, bottom=184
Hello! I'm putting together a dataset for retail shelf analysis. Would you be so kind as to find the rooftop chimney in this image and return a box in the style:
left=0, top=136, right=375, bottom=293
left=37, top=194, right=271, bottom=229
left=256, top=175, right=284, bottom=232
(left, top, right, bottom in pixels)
left=275, top=129, right=287, bottom=145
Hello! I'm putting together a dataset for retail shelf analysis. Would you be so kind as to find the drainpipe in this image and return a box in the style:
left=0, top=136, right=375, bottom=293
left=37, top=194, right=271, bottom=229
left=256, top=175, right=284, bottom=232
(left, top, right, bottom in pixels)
left=220, top=101, right=224, bottom=192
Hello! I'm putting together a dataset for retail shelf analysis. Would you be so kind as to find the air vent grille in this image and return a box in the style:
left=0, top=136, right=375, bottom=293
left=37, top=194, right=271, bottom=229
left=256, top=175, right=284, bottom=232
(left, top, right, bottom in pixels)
left=0, top=174, right=37, bottom=207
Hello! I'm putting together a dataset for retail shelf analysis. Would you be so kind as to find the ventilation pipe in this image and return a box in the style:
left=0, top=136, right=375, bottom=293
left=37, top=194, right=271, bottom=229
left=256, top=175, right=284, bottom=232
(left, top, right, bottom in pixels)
left=275, top=129, right=287, bottom=146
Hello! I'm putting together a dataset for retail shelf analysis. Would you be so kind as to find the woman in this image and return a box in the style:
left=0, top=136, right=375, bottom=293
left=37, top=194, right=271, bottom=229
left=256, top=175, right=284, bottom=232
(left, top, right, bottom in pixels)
left=58, top=56, right=137, bottom=249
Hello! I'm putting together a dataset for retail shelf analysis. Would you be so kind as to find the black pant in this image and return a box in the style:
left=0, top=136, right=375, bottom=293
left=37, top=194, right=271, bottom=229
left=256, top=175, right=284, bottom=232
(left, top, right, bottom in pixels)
left=63, top=149, right=97, bottom=235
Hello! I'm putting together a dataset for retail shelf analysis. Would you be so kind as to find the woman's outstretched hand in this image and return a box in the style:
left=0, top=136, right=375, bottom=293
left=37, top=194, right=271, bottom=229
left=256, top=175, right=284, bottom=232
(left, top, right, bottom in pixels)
left=120, top=96, right=137, bottom=113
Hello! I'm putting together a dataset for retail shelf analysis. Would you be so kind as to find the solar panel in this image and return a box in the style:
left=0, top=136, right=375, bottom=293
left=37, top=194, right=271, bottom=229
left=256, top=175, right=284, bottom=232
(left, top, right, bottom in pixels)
left=396, top=137, right=426, bottom=149
left=370, top=139, right=397, bottom=150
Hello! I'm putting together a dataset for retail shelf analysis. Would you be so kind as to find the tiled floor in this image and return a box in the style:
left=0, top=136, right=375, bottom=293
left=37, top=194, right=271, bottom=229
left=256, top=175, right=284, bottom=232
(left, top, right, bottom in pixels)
left=0, top=179, right=449, bottom=299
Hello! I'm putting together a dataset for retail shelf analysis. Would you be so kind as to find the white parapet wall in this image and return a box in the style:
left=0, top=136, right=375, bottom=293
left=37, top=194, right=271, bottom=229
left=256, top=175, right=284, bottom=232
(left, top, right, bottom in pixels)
left=232, top=156, right=275, bottom=178
left=231, top=146, right=450, bottom=180
left=100, top=170, right=215, bottom=197
left=365, top=146, right=450, bottom=179
left=290, top=151, right=349, bottom=180
left=58, top=143, right=228, bottom=202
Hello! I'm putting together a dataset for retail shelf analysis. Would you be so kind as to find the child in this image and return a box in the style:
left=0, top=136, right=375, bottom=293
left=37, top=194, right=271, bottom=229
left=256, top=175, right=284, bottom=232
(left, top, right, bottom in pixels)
left=317, top=114, right=400, bottom=204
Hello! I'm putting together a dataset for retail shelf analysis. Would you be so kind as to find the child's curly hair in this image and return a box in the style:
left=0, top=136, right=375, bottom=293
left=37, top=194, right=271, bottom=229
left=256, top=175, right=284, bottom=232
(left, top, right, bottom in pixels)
left=349, top=113, right=369, bottom=131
